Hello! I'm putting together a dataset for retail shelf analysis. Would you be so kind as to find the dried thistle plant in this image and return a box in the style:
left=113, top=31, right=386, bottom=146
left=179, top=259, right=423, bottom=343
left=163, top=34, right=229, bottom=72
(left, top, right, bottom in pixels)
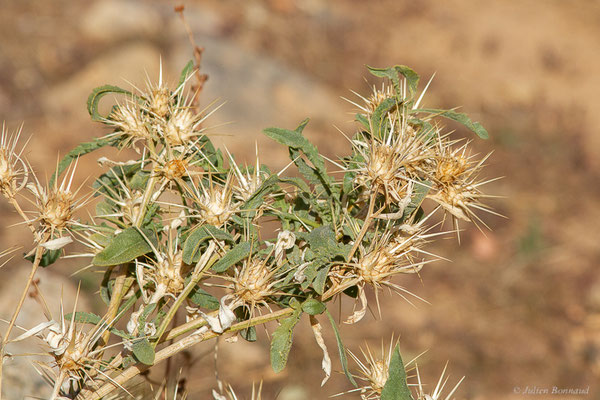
left=0, top=50, right=497, bottom=400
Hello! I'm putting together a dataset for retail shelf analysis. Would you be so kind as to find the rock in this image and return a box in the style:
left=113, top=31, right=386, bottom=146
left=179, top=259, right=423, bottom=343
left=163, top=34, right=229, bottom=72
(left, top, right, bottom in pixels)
left=80, top=0, right=163, bottom=44
left=0, top=266, right=92, bottom=400
left=168, top=36, right=352, bottom=169
left=166, top=4, right=227, bottom=38
left=42, top=42, right=162, bottom=122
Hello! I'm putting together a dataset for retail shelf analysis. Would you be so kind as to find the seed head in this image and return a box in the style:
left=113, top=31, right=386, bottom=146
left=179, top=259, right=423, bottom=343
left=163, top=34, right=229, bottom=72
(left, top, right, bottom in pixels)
left=347, top=339, right=397, bottom=400
left=0, top=123, right=28, bottom=197
left=188, top=174, right=239, bottom=227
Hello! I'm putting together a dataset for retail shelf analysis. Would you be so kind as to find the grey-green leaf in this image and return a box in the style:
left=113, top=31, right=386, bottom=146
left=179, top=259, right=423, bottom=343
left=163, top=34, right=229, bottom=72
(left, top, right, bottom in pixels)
left=371, top=97, right=397, bottom=139
left=325, top=309, right=357, bottom=387
left=301, top=299, right=326, bottom=315
left=132, top=338, right=155, bottom=365
left=87, top=84, right=135, bottom=122
left=50, top=136, right=117, bottom=187
left=381, top=344, right=413, bottom=400
left=178, top=60, right=195, bottom=87
left=403, top=180, right=432, bottom=221
left=188, top=287, right=219, bottom=310
left=93, top=227, right=156, bottom=267
left=263, top=119, right=333, bottom=189
left=65, top=311, right=101, bottom=325
left=183, top=225, right=234, bottom=264
left=368, top=65, right=420, bottom=98
left=270, top=309, right=302, bottom=373
left=415, top=108, right=489, bottom=139
left=211, top=241, right=252, bottom=273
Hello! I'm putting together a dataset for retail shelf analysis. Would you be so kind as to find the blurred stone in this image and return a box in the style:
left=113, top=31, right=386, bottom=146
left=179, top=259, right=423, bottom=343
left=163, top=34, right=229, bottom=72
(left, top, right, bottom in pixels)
left=0, top=266, right=92, bottom=399
left=169, top=36, right=349, bottom=168
left=278, top=385, right=309, bottom=400
left=167, top=4, right=226, bottom=37
left=42, top=42, right=161, bottom=121
left=80, top=0, right=162, bottom=43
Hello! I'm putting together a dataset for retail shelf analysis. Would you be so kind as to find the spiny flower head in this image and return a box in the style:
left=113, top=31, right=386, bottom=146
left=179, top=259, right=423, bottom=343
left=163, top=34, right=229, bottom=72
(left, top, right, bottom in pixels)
left=107, top=100, right=151, bottom=148
left=28, top=161, right=86, bottom=239
left=0, top=123, right=28, bottom=197
left=187, top=173, right=239, bottom=227
left=347, top=339, right=397, bottom=400
left=226, top=148, right=266, bottom=203
left=414, top=363, right=464, bottom=400
left=12, top=293, right=108, bottom=399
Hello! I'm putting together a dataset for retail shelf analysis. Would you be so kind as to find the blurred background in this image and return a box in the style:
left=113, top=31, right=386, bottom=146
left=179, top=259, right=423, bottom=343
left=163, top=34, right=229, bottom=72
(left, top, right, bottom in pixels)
left=0, top=0, right=599, bottom=399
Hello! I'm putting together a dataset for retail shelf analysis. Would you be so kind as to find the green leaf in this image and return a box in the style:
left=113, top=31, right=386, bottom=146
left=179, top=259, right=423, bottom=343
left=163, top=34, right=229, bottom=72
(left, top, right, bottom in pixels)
left=313, top=266, right=331, bottom=295
left=187, top=287, right=219, bottom=310
left=211, top=241, right=252, bottom=273
left=132, top=338, right=155, bottom=365
left=301, top=299, right=326, bottom=315
left=93, top=227, right=156, bottom=267
left=403, top=180, right=432, bottom=221
left=65, top=311, right=101, bottom=325
left=240, top=326, right=257, bottom=342
left=381, top=344, right=413, bottom=400
left=325, top=309, right=357, bottom=387
left=414, top=108, right=489, bottom=139
left=24, top=249, right=61, bottom=268
left=87, top=84, right=135, bottom=122
left=368, top=65, right=420, bottom=98
left=178, top=60, right=195, bottom=88
left=241, top=174, right=280, bottom=216
left=50, top=136, right=118, bottom=187
left=65, top=311, right=131, bottom=339
left=270, top=308, right=302, bottom=373
left=183, top=225, right=233, bottom=264
left=263, top=119, right=334, bottom=191
left=355, top=113, right=370, bottom=131
left=370, top=97, right=397, bottom=139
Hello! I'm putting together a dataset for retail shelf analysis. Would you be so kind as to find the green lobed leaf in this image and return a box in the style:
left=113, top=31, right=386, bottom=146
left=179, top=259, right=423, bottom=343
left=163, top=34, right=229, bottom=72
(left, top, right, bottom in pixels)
left=355, top=113, right=370, bottom=131
left=132, top=338, right=155, bottom=365
left=370, top=97, right=398, bottom=140
left=241, top=325, right=257, bottom=342
left=241, top=174, right=281, bottom=216
left=178, top=60, right=195, bottom=88
left=368, top=65, right=420, bottom=99
left=93, top=227, right=157, bottom=267
left=50, top=136, right=118, bottom=187
left=325, top=309, right=357, bottom=387
left=24, top=249, right=61, bottom=268
left=414, top=108, right=489, bottom=139
left=183, top=225, right=234, bottom=265
left=381, top=344, right=413, bottom=400
left=211, top=241, right=252, bottom=273
left=65, top=311, right=131, bottom=339
left=269, top=308, right=302, bottom=373
left=87, top=84, right=135, bottom=122
left=263, top=119, right=334, bottom=192
left=187, top=287, right=219, bottom=310
left=301, top=299, right=326, bottom=315
left=403, top=180, right=432, bottom=221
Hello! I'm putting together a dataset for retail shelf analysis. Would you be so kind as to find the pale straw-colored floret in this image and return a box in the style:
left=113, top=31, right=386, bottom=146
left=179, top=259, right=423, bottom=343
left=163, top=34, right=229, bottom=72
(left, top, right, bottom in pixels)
left=0, top=123, right=28, bottom=197
left=231, top=257, right=278, bottom=312
left=414, top=363, right=465, bottom=400
left=188, top=174, right=239, bottom=226
left=346, top=339, right=396, bottom=400
left=27, top=161, right=85, bottom=239
left=108, top=101, right=151, bottom=147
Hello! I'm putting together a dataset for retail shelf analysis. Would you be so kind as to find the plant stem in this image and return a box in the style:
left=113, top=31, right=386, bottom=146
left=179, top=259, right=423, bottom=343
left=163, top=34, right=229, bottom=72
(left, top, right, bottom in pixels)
left=100, top=266, right=132, bottom=345
left=0, top=241, right=45, bottom=400
left=152, top=242, right=218, bottom=345
left=82, top=307, right=294, bottom=400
